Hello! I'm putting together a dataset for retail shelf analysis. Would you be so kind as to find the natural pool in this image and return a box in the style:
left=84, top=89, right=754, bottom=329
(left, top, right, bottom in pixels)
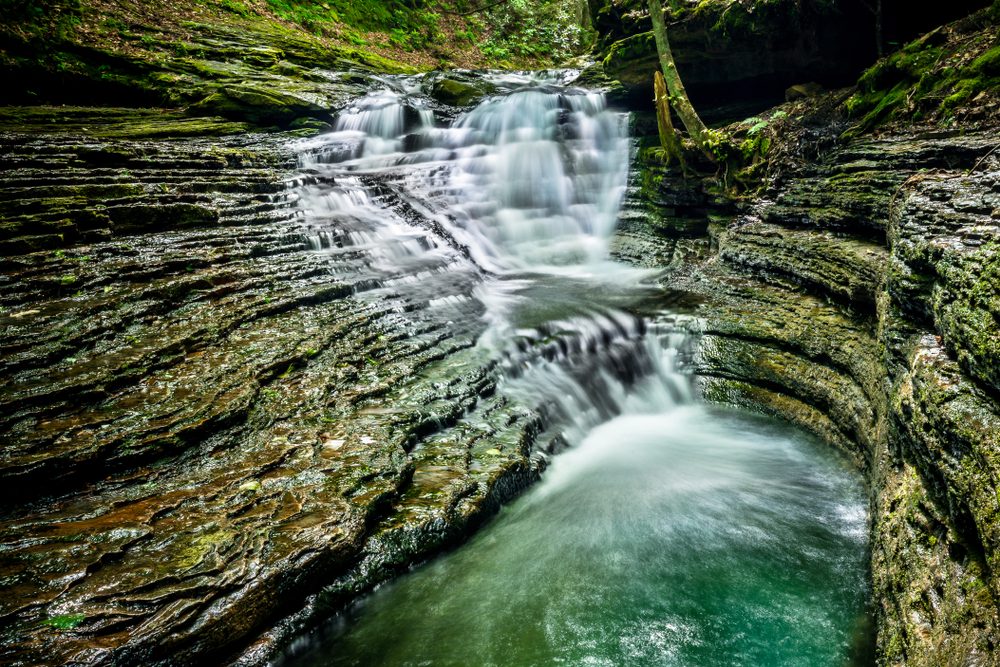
left=287, top=402, right=870, bottom=667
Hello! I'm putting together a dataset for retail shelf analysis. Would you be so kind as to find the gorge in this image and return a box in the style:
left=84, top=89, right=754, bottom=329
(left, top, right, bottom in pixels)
left=1, top=0, right=999, bottom=665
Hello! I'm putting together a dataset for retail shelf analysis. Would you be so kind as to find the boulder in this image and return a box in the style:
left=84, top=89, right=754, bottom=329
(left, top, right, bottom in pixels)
left=428, top=77, right=497, bottom=107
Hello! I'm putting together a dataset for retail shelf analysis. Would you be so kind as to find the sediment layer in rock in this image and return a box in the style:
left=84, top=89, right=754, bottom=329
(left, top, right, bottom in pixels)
left=640, top=125, right=1000, bottom=664
left=0, top=110, right=558, bottom=666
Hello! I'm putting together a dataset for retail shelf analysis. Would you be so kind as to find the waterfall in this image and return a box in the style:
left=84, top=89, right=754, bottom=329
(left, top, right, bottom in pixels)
left=296, top=74, right=630, bottom=274
left=280, top=72, right=871, bottom=667
left=292, top=72, right=685, bottom=453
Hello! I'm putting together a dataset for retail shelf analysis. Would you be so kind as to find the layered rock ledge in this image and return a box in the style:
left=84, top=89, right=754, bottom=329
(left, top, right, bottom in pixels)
left=632, top=126, right=1000, bottom=665
left=0, top=109, right=563, bottom=665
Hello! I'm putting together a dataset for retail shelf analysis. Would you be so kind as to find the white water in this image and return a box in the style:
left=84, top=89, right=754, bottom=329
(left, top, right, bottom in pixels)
left=296, top=72, right=630, bottom=275
left=283, top=72, right=871, bottom=666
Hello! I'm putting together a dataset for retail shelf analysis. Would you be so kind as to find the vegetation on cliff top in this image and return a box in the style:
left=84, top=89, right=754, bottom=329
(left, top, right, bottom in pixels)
left=1, top=0, right=592, bottom=69
left=844, top=0, right=1000, bottom=132
left=0, top=0, right=593, bottom=113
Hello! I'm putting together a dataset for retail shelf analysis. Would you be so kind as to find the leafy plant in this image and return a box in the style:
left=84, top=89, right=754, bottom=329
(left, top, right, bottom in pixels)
left=479, top=0, right=589, bottom=62
left=42, top=613, right=85, bottom=630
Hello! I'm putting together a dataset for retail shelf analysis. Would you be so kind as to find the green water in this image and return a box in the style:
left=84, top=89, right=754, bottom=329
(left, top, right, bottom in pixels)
left=288, top=404, right=870, bottom=667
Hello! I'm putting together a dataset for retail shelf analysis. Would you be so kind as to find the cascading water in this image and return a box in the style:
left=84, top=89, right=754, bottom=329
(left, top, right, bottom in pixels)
left=296, top=72, right=629, bottom=274
left=283, top=71, right=871, bottom=666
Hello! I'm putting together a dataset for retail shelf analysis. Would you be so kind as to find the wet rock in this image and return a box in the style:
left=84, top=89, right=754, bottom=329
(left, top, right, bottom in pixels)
left=428, top=77, right=497, bottom=107
left=190, top=85, right=330, bottom=127
left=645, top=121, right=1000, bottom=664
left=889, top=169, right=1000, bottom=396
left=0, top=106, right=567, bottom=666
left=568, top=61, right=630, bottom=107
left=719, top=218, right=887, bottom=308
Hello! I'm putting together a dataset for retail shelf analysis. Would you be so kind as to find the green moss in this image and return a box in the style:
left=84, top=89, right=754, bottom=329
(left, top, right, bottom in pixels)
left=934, top=241, right=1000, bottom=394
left=41, top=613, right=85, bottom=630
left=602, top=31, right=656, bottom=71
left=940, top=78, right=983, bottom=112
left=971, top=44, right=1000, bottom=75
left=429, top=78, right=497, bottom=107
left=845, top=9, right=999, bottom=130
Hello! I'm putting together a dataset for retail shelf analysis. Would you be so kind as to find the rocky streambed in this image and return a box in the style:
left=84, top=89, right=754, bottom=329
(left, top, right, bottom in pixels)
left=0, top=72, right=729, bottom=665
left=1, top=42, right=998, bottom=667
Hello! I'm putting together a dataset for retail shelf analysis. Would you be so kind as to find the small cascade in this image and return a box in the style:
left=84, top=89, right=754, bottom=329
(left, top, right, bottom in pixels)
left=445, top=89, right=629, bottom=270
left=300, top=89, right=435, bottom=165
left=495, top=310, right=695, bottom=451
left=295, top=73, right=630, bottom=274
left=298, top=176, right=439, bottom=269
left=280, top=70, right=872, bottom=667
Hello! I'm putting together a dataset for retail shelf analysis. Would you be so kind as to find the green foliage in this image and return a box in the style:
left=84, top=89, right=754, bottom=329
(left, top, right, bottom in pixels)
left=0, top=0, right=82, bottom=38
left=219, top=0, right=252, bottom=17
left=687, top=0, right=837, bottom=40
left=480, top=0, right=591, bottom=63
left=41, top=613, right=85, bottom=630
left=845, top=10, right=1000, bottom=131
left=714, top=108, right=790, bottom=191
left=258, top=0, right=464, bottom=55
left=263, top=0, right=439, bottom=45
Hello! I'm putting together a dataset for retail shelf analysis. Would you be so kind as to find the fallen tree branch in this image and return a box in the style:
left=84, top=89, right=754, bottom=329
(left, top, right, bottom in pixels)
left=968, top=142, right=1000, bottom=175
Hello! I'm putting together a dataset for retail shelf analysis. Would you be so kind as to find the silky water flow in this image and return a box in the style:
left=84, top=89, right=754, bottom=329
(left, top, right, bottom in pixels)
left=281, top=71, right=871, bottom=666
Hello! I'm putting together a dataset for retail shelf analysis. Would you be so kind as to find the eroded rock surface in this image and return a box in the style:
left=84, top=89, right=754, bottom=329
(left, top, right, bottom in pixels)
left=637, top=128, right=1000, bottom=663
left=0, top=109, right=561, bottom=665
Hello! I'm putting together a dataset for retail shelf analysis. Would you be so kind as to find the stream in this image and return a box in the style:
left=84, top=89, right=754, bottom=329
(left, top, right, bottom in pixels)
left=280, top=71, right=871, bottom=666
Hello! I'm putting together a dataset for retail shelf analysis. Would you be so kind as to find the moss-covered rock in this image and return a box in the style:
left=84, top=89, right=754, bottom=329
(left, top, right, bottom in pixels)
left=844, top=7, right=1000, bottom=131
left=189, top=84, right=329, bottom=126
left=428, top=77, right=497, bottom=107
left=638, top=77, right=1000, bottom=661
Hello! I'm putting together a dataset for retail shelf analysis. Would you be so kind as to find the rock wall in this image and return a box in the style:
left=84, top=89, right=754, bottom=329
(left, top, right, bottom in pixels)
left=599, top=3, right=1000, bottom=660
left=0, top=110, right=549, bottom=665
left=635, top=122, right=1000, bottom=664
left=593, top=0, right=994, bottom=109
left=595, top=0, right=877, bottom=107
